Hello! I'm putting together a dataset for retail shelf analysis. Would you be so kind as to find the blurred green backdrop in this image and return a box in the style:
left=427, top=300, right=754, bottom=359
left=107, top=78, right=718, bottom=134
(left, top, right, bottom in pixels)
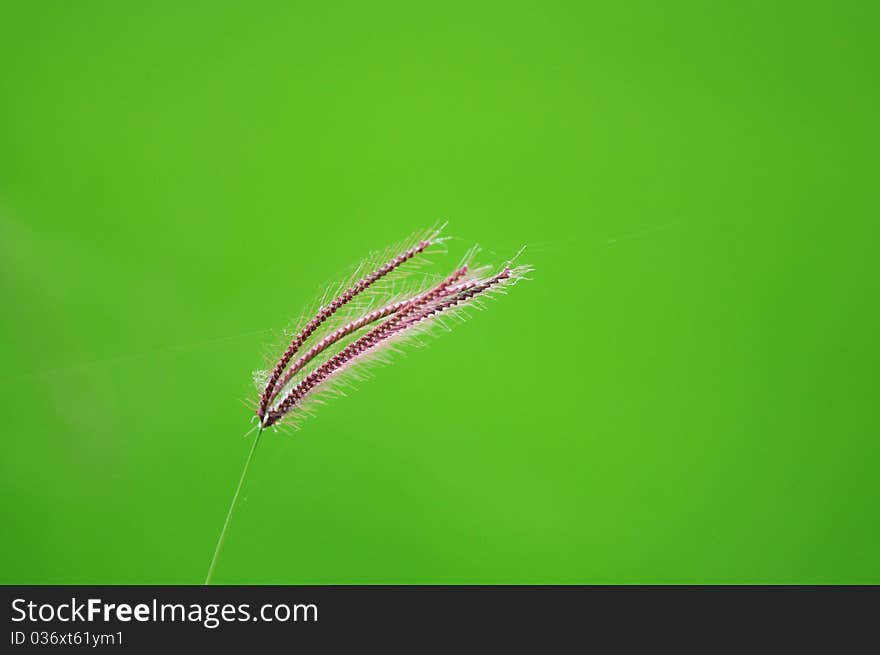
left=1, top=1, right=877, bottom=584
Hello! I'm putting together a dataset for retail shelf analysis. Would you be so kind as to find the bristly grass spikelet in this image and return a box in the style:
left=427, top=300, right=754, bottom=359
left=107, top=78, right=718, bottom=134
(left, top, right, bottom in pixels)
left=205, top=226, right=532, bottom=584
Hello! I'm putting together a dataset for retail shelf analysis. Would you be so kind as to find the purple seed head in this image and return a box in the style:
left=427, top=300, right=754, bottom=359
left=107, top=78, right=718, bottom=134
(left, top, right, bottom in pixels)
left=255, top=231, right=530, bottom=430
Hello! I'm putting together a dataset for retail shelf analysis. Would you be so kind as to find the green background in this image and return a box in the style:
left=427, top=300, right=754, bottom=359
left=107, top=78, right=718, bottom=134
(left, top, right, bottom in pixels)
left=1, top=2, right=877, bottom=584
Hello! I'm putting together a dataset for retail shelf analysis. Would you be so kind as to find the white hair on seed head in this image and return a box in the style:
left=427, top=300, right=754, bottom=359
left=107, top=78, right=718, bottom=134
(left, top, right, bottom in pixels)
left=253, top=228, right=531, bottom=431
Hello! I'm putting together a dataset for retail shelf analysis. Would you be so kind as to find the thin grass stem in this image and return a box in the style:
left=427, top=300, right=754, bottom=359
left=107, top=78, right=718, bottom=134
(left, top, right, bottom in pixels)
left=205, top=427, right=263, bottom=585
